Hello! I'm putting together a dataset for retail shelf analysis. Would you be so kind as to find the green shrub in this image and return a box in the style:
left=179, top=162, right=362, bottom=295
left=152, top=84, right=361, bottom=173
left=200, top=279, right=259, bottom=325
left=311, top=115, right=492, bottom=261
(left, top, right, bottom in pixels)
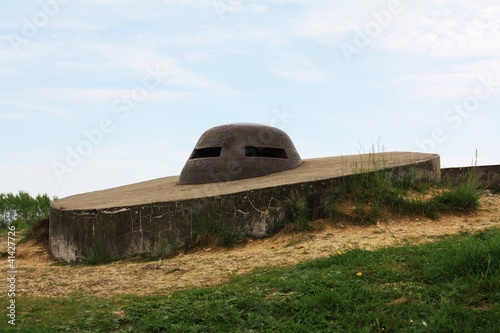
left=0, top=191, right=56, bottom=229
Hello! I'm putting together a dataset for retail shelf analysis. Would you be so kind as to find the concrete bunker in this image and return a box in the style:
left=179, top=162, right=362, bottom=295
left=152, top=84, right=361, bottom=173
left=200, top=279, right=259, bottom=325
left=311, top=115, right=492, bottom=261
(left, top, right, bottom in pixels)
left=49, top=123, right=441, bottom=263
left=179, top=123, right=303, bottom=185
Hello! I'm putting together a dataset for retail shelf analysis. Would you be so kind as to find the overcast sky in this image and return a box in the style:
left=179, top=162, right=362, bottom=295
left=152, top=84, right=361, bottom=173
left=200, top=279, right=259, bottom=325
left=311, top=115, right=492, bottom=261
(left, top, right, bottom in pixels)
left=1, top=0, right=499, bottom=198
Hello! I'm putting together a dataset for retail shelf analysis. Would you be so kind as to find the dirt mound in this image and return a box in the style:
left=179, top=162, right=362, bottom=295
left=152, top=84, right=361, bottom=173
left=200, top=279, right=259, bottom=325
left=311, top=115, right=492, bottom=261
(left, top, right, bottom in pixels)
left=31, top=217, right=49, bottom=245
left=20, top=217, right=49, bottom=247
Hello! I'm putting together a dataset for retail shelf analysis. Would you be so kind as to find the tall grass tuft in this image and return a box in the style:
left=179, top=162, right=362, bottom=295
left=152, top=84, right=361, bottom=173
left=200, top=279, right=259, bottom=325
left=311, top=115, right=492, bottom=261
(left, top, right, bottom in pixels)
left=327, top=165, right=482, bottom=224
left=430, top=171, right=481, bottom=213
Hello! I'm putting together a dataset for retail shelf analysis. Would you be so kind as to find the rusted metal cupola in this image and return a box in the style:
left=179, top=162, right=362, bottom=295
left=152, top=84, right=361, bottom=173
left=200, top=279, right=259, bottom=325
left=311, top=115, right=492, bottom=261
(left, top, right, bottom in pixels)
left=178, top=123, right=303, bottom=185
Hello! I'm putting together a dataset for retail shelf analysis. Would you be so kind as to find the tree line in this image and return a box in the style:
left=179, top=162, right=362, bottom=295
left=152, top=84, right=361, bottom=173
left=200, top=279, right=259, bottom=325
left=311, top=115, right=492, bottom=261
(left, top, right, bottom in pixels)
left=0, top=191, right=56, bottom=229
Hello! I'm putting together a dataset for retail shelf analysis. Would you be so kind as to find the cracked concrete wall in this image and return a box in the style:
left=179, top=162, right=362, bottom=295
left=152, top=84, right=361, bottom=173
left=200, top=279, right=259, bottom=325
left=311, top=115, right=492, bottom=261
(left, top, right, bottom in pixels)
left=50, top=158, right=441, bottom=263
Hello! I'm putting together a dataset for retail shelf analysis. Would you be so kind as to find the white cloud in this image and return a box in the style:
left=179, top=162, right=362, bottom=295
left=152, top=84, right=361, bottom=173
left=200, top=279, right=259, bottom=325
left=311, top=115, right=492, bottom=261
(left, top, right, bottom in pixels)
left=378, top=59, right=500, bottom=98
left=280, top=1, right=500, bottom=59
left=0, top=99, right=72, bottom=118
left=379, top=2, right=500, bottom=57
left=248, top=4, right=269, bottom=13
left=268, top=52, right=329, bottom=84
left=270, top=67, right=328, bottom=84
left=182, top=51, right=213, bottom=62
left=290, top=1, right=394, bottom=46
left=0, top=112, right=30, bottom=121
left=1, top=30, right=238, bottom=95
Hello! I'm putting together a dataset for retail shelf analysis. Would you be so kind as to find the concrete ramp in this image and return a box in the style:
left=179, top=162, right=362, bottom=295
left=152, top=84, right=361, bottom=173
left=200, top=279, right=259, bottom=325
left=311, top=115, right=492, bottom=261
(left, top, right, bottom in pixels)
left=50, top=152, right=440, bottom=263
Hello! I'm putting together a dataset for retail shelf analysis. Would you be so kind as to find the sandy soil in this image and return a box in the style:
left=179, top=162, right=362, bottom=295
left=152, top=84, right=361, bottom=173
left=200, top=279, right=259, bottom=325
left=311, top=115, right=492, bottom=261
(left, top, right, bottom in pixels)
left=6, top=193, right=500, bottom=298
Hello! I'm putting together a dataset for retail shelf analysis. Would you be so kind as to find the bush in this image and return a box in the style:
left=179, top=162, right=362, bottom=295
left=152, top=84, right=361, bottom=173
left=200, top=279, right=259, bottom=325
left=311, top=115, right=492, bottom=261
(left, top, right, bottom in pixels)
left=0, top=191, right=56, bottom=228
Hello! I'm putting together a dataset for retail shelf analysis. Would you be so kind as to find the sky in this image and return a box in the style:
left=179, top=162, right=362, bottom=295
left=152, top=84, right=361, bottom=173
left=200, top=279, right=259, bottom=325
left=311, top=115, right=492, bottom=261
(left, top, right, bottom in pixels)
left=1, top=0, right=499, bottom=198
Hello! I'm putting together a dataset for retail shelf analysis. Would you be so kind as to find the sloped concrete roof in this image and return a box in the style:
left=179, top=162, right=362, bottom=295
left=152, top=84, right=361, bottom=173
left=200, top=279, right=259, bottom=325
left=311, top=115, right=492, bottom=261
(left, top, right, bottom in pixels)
left=53, top=152, right=440, bottom=211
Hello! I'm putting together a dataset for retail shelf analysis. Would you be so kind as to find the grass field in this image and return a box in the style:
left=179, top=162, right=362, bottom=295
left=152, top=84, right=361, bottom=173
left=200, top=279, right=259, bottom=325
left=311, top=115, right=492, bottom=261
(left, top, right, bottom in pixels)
left=2, top=227, right=499, bottom=332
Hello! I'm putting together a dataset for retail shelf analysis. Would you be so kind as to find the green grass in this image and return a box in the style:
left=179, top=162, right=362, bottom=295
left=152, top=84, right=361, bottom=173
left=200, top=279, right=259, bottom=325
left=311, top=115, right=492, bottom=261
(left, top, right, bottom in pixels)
left=3, top=228, right=499, bottom=332
left=279, top=150, right=482, bottom=232
left=327, top=168, right=481, bottom=224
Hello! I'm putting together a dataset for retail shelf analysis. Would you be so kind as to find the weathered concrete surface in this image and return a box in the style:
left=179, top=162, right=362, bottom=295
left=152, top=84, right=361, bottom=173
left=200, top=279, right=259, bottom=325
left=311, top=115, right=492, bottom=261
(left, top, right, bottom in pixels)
left=442, top=165, right=500, bottom=192
left=179, top=123, right=303, bottom=184
left=50, top=152, right=440, bottom=263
